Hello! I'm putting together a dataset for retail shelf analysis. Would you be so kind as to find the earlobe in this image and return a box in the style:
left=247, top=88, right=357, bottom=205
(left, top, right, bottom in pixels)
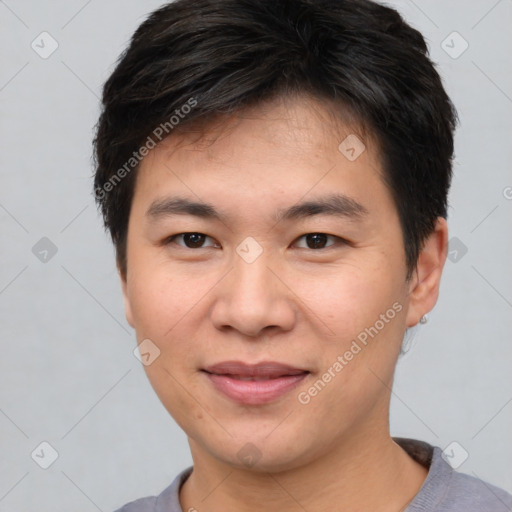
left=118, top=266, right=135, bottom=328
left=405, top=217, right=448, bottom=328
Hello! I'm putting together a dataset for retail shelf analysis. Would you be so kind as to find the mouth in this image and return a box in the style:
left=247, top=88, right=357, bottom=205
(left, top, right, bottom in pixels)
left=201, top=361, right=310, bottom=405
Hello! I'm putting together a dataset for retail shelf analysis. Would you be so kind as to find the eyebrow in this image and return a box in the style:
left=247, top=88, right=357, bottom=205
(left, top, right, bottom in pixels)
left=145, top=193, right=369, bottom=224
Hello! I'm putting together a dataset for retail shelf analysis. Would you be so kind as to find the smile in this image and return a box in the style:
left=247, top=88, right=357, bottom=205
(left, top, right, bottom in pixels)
left=201, top=360, right=310, bottom=405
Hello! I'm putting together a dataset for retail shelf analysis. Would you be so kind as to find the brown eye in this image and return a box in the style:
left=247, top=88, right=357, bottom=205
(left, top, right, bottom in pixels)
left=294, top=233, right=339, bottom=249
left=165, top=232, right=217, bottom=249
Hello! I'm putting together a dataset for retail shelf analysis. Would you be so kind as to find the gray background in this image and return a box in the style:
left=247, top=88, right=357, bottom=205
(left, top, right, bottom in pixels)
left=0, top=0, right=511, bottom=510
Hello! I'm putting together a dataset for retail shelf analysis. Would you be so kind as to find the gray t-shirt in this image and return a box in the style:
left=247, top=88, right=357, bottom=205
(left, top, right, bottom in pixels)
left=114, top=438, right=512, bottom=511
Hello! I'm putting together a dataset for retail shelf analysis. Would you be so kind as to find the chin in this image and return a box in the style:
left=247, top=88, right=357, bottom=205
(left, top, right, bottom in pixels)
left=202, top=432, right=319, bottom=474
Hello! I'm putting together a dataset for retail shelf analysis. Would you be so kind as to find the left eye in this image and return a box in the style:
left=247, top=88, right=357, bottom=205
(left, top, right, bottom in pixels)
left=293, top=233, right=340, bottom=250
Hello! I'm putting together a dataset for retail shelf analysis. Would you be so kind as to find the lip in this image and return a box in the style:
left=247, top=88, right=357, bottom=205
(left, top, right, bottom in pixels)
left=202, top=360, right=310, bottom=405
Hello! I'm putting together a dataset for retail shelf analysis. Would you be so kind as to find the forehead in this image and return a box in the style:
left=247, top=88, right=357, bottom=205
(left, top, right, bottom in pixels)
left=133, top=94, right=390, bottom=222
left=163, top=95, right=370, bottom=159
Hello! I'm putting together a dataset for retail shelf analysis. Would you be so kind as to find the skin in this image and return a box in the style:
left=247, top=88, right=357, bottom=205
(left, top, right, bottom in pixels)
left=120, top=94, right=448, bottom=512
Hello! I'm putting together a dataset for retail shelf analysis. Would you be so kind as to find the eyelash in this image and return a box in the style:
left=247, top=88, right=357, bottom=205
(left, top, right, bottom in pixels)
left=162, top=232, right=348, bottom=251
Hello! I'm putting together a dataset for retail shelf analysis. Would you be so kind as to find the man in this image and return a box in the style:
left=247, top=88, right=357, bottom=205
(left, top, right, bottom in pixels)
left=93, top=0, right=512, bottom=510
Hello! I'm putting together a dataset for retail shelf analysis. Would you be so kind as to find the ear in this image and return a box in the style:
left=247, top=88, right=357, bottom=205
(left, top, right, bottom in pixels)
left=118, top=263, right=135, bottom=328
left=405, top=217, right=448, bottom=327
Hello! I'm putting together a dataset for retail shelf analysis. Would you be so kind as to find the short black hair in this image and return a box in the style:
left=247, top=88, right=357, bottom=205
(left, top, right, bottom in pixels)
left=93, top=0, right=458, bottom=280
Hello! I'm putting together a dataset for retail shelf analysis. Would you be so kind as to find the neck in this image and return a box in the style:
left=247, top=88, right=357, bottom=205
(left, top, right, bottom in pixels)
left=179, top=428, right=428, bottom=512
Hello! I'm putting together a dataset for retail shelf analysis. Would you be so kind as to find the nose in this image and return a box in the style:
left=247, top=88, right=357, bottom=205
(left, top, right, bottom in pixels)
left=210, top=248, right=296, bottom=338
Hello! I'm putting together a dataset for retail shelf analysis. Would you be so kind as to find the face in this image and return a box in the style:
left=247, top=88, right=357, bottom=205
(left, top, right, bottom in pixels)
left=120, top=95, right=435, bottom=472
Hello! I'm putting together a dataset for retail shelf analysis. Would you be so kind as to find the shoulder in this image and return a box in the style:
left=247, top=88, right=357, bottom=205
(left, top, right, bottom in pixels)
left=439, top=469, right=512, bottom=511
left=114, top=495, right=157, bottom=512
left=394, top=438, right=512, bottom=512
left=112, top=466, right=193, bottom=512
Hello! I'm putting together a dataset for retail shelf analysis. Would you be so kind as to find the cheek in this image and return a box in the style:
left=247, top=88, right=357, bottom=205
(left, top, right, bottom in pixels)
left=127, top=264, right=201, bottom=336
left=294, top=261, right=398, bottom=337
left=298, top=260, right=406, bottom=384
left=142, top=361, right=202, bottom=436
left=127, top=263, right=222, bottom=385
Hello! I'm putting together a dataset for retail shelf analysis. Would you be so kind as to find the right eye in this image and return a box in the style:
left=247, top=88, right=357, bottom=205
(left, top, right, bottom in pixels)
left=163, top=232, right=219, bottom=249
